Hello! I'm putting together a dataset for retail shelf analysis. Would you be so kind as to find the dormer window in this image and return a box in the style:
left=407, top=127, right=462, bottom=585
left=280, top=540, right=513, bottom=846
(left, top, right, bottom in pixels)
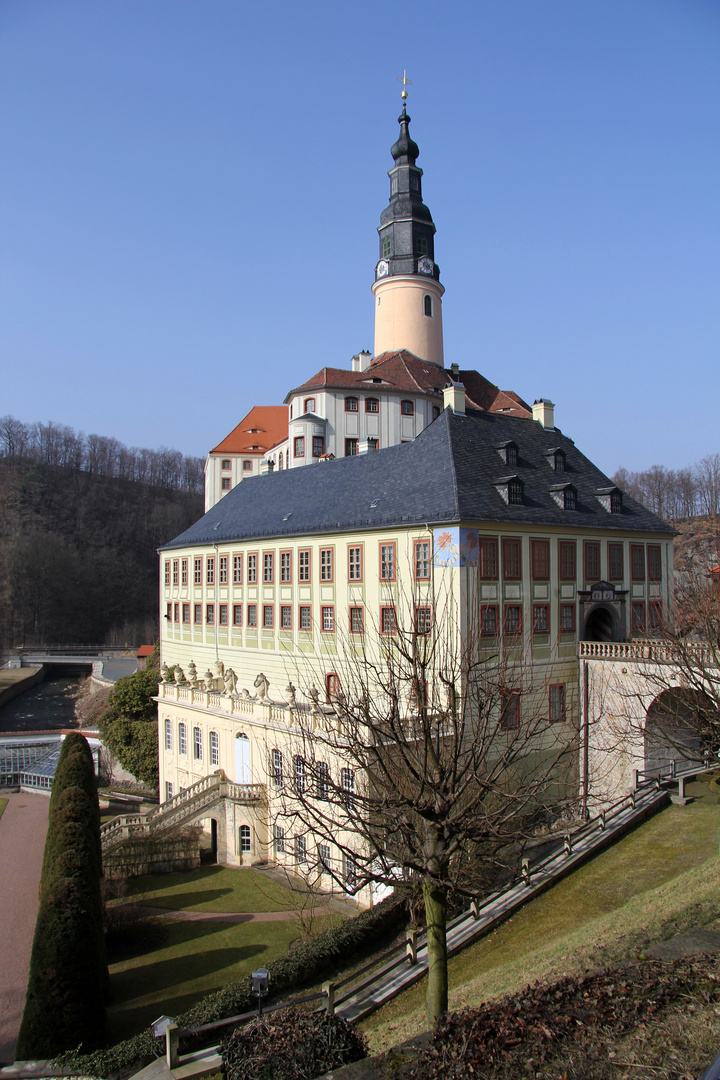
left=596, top=487, right=623, bottom=514
left=345, top=396, right=358, bottom=412
left=496, top=441, right=519, bottom=467
left=495, top=476, right=524, bottom=505
left=545, top=448, right=566, bottom=472
left=550, top=483, right=577, bottom=511
left=304, top=397, right=315, bottom=414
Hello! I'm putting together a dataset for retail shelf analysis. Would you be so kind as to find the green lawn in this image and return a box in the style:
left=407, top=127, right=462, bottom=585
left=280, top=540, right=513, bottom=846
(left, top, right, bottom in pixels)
left=0, top=798, right=7, bottom=822
left=362, top=779, right=720, bottom=1050
left=107, top=917, right=299, bottom=1041
left=125, top=866, right=301, bottom=913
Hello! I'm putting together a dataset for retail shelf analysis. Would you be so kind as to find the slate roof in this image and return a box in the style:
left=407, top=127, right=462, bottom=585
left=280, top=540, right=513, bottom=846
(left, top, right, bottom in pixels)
left=210, top=406, right=288, bottom=455
left=286, top=351, right=532, bottom=417
left=162, top=408, right=672, bottom=551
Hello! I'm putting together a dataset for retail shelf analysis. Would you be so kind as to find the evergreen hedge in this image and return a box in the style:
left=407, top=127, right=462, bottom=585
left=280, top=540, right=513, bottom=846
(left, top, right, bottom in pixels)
left=16, top=736, right=107, bottom=1060
left=58, top=891, right=408, bottom=1079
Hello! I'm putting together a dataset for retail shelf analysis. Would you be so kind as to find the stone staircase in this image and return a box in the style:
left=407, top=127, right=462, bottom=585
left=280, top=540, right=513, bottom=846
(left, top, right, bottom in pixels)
left=100, top=771, right=265, bottom=851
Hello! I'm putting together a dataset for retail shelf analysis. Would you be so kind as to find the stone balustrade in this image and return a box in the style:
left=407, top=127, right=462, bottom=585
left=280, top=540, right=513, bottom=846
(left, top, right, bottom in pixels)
left=578, top=639, right=715, bottom=665
left=157, top=679, right=337, bottom=729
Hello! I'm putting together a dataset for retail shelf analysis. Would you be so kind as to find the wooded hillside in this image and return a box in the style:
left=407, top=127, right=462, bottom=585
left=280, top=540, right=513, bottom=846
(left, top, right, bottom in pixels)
left=0, top=456, right=203, bottom=647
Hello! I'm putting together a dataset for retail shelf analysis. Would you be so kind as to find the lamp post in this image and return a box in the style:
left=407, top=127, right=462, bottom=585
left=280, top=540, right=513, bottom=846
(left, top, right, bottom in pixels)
left=251, top=967, right=270, bottom=1017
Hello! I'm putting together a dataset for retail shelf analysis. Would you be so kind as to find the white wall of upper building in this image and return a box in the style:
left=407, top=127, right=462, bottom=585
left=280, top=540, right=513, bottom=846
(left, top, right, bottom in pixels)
left=204, top=452, right=266, bottom=512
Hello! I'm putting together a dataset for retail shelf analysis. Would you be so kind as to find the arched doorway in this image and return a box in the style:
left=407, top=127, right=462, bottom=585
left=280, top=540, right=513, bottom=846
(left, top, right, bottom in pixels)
left=235, top=733, right=251, bottom=784
left=584, top=605, right=615, bottom=642
left=644, top=688, right=708, bottom=775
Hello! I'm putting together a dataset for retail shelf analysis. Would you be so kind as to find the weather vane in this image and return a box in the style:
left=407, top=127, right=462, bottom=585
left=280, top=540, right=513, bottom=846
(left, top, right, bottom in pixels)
left=397, top=69, right=412, bottom=103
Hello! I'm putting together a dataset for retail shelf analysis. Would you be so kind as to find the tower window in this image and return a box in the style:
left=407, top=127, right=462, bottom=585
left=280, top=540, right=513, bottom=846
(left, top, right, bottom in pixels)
left=416, top=236, right=428, bottom=254
left=304, top=397, right=315, bottom=414
left=382, top=236, right=391, bottom=258
left=410, top=174, right=419, bottom=191
left=424, top=295, right=433, bottom=318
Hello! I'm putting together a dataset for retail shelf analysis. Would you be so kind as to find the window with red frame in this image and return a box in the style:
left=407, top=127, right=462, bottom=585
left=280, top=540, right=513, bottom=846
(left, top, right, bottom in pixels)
left=414, top=540, right=430, bottom=580
left=173, top=602, right=179, bottom=622
left=247, top=554, right=257, bottom=583
left=584, top=542, right=600, bottom=581
left=649, top=601, right=662, bottom=630
left=320, top=548, right=333, bottom=581
left=172, top=560, right=179, bottom=585
left=219, top=604, right=228, bottom=626
left=345, top=396, right=358, bottom=412
left=348, top=546, right=362, bottom=581
left=560, top=604, right=575, bottom=632
left=299, top=605, right=311, bottom=630
left=164, top=561, right=170, bottom=586
left=232, top=604, right=242, bottom=626
left=263, top=605, right=273, bottom=628
left=182, top=603, right=190, bottom=624
left=479, top=538, right=499, bottom=580
left=294, top=436, right=305, bottom=458
left=559, top=541, right=576, bottom=581
left=381, top=606, right=397, bottom=634
left=648, top=545, right=662, bottom=582
left=533, top=604, right=549, bottom=633
left=206, top=557, right=215, bottom=585
left=632, top=601, right=646, bottom=631
left=194, top=604, right=202, bottom=624
left=304, top=398, right=315, bottom=413
left=504, top=605, right=522, bottom=635
left=349, top=606, right=364, bottom=634
left=166, top=602, right=172, bottom=622
left=365, top=397, right=379, bottom=413
left=298, top=549, right=310, bottom=582
left=325, top=672, right=340, bottom=702
left=415, top=606, right=432, bottom=635
left=181, top=559, right=188, bottom=585
left=219, top=556, right=228, bottom=584
left=321, top=606, right=335, bottom=632
left=194, top=557, right=202, bottom=584
left=312, top=436, right=325, bottom=458
left=549, top=684, right=566, bottom=722
left=531, top=539, right=550, bottom=580
left=500, top=691, right=520, bottom=730
left=263, top=552, right=274, bottom=583
left=631, top=544, right=645, bottom=581
left=233, top=554, right=242, bottom=583
left=481, top=605, right=499, bottom=636
left=502, top=538, right=522, bottom=580
left=345, top=438, right=358, bottom=456
left=206, top=604, right=214, bottom=625
left=608, top=543, right=624, bottom=581
left=281, top=605, right=292, bottom=629
left=247, top=604, right=257, bottom=628
left=401, top=399, right=414, bottom=416
left=380, top=543, right=396, bottom=580
left=280, top=551, right=291, bottom=582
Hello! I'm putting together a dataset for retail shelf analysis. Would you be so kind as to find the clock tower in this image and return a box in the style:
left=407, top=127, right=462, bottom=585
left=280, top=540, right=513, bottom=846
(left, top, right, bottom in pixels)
left=372, top=99, right=444, bottom=367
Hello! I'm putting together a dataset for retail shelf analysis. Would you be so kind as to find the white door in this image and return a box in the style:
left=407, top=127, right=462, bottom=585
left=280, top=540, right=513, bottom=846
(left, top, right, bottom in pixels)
left=235, top=734, right=251, bottom=783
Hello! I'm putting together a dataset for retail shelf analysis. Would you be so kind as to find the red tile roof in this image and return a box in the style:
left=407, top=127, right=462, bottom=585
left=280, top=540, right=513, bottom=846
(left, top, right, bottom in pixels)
left=210, top=406, right=289, bottom=455
left=285, top=351, right=531, bottom=417
left=136, top=645, right=156, bottom=657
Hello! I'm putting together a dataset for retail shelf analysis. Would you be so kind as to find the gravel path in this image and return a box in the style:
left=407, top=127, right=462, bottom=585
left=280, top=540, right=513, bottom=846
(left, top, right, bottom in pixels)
left=0, top=792, right=49, bottom=1065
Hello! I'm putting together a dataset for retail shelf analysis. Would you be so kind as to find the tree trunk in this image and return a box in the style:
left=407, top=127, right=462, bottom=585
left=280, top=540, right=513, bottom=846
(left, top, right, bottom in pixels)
left=423, top=878, right=448, bottom=1027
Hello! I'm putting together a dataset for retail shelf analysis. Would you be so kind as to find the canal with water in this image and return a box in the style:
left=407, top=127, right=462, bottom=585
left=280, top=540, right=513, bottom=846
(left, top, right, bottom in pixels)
left=0, top=675, right=84, bottom=733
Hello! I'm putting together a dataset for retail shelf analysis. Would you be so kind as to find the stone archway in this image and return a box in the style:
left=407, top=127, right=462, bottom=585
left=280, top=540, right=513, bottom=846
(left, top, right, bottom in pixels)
left=644, top=687, right=708, bottom=774
left=584, top=605, right=616, bottom=642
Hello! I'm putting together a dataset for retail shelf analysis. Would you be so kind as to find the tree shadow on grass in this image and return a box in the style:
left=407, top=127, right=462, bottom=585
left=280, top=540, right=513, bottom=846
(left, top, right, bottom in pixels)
left=136, top=889, right=234, bottom=910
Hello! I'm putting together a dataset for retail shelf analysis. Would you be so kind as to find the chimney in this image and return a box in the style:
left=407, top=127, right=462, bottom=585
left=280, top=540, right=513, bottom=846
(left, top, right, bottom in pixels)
left=351, top=350, right=373, bottom=373
left=532, top=399, right=555, bottom=429
left=443, top=382, right=466, bottom=415
left=259, top=459, right=275, bottom=475
left=358, top=437, right=378, bottom=455
left=450, top=362, right=460, bottom=378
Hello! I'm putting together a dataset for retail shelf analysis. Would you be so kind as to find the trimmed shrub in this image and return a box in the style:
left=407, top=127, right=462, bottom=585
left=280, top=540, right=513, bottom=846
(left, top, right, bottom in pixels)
left=221, top=1009, right=367, bottom=1080
left=16, top=783, right=107, bottom=1059
left=59, top=891, right=408, bottom=1078
left=42, top=733, right=101, bottom=880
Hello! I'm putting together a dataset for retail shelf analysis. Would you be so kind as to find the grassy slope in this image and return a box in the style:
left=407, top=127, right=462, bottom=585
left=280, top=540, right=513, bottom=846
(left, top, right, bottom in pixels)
left=0, top=798, right=7, bottom=821
left=125, top=866, right=302, bottom=912
left=362, top=779, right=720, bottom=1052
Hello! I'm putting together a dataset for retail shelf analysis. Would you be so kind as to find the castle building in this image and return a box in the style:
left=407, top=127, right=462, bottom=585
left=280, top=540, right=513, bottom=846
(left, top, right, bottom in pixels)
left=157, top=99, right=674, bottom=897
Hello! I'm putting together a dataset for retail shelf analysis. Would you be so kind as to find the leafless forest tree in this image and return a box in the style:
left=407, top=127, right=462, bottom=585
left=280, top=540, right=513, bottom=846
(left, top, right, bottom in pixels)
left=613, top=455, right=720, bottom=520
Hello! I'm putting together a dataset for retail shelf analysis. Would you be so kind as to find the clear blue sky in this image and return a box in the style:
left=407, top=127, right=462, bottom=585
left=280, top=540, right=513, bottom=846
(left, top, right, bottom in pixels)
left=1, top=0, right=718, bottom=476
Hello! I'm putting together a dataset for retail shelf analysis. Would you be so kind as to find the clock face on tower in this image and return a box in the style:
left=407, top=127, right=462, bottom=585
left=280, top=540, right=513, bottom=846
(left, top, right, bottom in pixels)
left=418, top=256, right=434, bottom=275
left=376, top=260, right=389, bottom=278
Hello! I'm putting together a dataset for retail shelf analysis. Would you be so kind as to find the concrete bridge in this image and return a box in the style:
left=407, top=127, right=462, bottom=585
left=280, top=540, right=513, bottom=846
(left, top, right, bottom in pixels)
left=580, top=639, right=718, bottom=807
left=2, top=648, right=137, bottom=683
